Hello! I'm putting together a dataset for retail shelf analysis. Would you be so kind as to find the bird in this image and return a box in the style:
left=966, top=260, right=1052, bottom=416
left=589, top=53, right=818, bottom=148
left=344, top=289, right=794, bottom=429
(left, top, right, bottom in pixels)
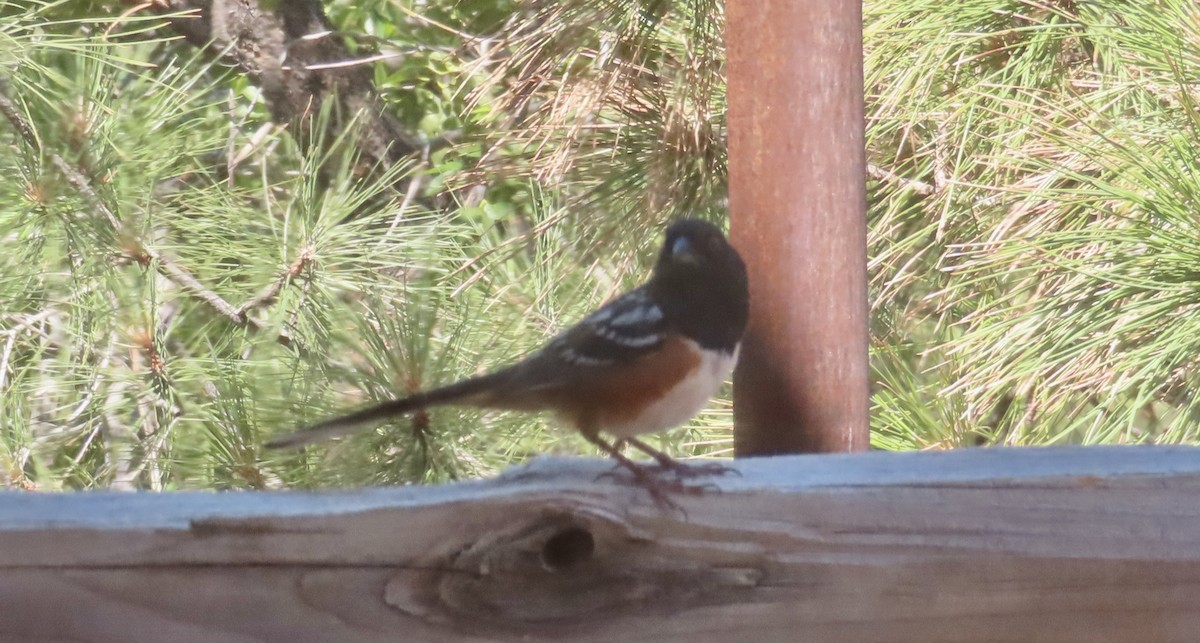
left=266, top=218, right=749, bottom=496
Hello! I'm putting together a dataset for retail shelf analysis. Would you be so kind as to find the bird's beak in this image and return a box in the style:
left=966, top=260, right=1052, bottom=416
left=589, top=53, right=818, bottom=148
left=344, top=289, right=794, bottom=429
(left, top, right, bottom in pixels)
left=671, top=237, right=700, bottom=265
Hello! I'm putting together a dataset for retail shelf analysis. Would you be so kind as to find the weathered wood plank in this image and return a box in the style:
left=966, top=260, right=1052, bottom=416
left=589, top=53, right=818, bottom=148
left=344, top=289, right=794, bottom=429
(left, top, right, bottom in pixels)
left=3, top=446, right=1200, bottom=642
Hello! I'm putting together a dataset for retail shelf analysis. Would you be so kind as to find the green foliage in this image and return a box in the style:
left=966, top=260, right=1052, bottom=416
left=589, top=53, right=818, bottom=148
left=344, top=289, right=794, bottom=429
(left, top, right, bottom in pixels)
left=866, top=0, right=1200, bottom=447
left=4, top=0, right=1200, bottom=492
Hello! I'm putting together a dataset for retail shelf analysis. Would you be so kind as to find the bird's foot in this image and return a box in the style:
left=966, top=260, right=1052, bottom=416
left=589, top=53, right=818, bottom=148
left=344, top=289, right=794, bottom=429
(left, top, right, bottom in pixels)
left=595, top=460, right=713, bottom=511
left=587, top=436, right=726, bottom=511
left=649, top=457, right=739, bottom=480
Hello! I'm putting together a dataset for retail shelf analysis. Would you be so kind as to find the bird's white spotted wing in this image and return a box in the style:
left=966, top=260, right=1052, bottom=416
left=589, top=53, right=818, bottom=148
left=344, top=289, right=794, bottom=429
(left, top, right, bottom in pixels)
left=549, top=288, right=667, bottom=368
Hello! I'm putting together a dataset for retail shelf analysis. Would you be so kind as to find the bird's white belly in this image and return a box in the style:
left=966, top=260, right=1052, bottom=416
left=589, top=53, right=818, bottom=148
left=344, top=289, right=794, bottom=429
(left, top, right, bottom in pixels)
left=604, top=343, right=739, bottom=438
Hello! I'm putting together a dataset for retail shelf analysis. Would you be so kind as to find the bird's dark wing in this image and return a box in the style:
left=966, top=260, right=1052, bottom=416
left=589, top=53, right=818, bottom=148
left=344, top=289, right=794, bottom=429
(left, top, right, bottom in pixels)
left=547, top=287, right=669, bottom=368
left=269, top=288, right=675, bottom=448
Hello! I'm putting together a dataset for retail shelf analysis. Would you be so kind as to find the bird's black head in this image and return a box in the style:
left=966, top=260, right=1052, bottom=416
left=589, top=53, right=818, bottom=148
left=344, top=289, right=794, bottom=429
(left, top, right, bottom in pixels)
left=656, top=219, right=739, bottom=273
left=651, top=218, right=749, bottom=351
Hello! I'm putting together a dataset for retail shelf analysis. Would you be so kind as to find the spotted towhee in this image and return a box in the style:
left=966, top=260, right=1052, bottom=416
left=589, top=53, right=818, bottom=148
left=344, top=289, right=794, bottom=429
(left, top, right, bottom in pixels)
left=267, top=219, right=749, bottom=492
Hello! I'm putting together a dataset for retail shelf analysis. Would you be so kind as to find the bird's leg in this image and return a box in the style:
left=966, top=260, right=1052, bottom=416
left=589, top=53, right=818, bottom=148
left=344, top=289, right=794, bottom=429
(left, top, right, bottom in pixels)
left=583, top=433, right=682, bottom=508
left=585, top=433, right=655, bottom=479
left=613, top=437, right=672, bottom=468
left=621, top=436, right=739, bottom=478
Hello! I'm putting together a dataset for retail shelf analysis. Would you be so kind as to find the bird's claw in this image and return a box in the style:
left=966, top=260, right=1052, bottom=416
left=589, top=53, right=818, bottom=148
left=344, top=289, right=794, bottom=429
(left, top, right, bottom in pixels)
left=650, top=458, right=740, bottom=479
left=594, top=461, right=721, bottom=511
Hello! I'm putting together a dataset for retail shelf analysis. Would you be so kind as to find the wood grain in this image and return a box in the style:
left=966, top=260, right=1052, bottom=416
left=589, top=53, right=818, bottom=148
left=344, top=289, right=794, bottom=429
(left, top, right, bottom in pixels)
left=3, top=447, right=1200, bottom=642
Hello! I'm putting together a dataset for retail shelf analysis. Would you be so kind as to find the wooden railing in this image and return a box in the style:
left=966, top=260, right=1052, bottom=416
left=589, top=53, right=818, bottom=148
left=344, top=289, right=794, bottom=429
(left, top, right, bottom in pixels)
left=3, top=446, right=1199, bottom=642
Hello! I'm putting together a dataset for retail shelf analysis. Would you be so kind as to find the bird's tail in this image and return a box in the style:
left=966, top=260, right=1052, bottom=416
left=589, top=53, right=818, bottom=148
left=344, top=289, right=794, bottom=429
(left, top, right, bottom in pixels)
left=264, top=372, right=506, bottom=450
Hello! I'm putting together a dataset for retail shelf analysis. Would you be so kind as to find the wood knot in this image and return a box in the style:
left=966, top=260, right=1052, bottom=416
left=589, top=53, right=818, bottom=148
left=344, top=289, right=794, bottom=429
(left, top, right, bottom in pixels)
left=384, top=505, right=761, bottom=632
left=540, top=525, right=595, bottom=571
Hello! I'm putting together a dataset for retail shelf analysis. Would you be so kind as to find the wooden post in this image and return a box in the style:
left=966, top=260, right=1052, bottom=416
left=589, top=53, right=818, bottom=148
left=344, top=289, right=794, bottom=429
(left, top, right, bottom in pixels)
left=2, top=447, right=1200, bottom=641
left=726, top=0, right=869, bottom=455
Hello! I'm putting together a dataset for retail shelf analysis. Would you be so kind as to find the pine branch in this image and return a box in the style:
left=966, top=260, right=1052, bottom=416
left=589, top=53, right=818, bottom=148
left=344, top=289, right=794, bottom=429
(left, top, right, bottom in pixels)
left=0, top=78, right=313, bottom=350
left=234, top=250, right=314, bottom=318
left=133, top=0, right=425, bottom=202
left=0, top=81, right=122, bottom=230
left=154, top=252, right=258, bottom=328
left=866, top=163, right=936, bottom=196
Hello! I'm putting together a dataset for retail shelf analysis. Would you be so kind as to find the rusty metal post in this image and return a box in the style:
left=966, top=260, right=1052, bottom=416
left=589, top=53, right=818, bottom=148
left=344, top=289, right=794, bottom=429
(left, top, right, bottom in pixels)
left=727, top=0, right=869, bottom=455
